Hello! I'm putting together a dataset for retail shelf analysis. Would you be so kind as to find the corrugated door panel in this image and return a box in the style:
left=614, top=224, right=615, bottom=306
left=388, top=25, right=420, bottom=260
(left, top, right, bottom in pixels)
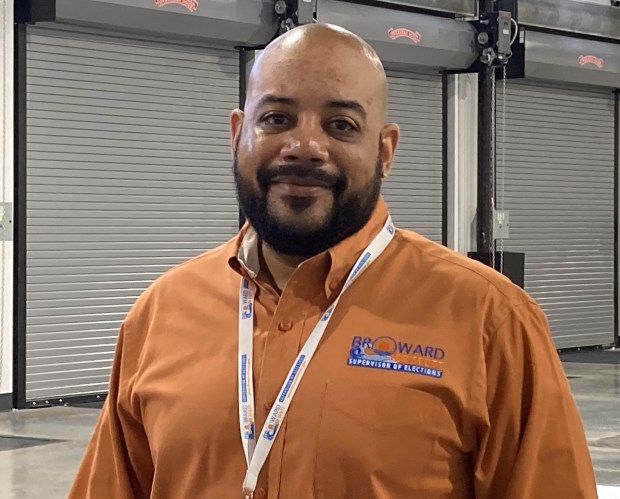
left=26, top=27, right=240, bottom=401
left=384, top=70, right=443, bottom=243
left=496, top=81, right=615, bottom=349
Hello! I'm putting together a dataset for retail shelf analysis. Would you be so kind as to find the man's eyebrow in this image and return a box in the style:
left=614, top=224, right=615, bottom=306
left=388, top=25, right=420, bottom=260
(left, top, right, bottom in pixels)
left=325, top=100, right=367, bottom=119
left=255, top=95, right=297, bottom=108
left=254, top=95, right=367, bottom=120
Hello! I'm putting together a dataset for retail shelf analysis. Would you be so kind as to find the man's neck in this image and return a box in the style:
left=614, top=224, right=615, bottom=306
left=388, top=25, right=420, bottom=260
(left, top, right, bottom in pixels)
left=260, top=243, right=306, bottom=292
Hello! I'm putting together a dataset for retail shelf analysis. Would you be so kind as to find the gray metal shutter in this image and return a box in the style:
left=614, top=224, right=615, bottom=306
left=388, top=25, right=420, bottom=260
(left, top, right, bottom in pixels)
left=384, top=70, right=443, bottom=243
left=26, top=26, right=240, bottom=401
left=496, top=81, right=615, bottom=349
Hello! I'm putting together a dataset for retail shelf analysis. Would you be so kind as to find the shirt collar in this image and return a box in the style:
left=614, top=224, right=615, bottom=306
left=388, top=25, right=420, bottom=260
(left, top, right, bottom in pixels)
left=323, top=196, right=389, bottom=297
left=228, top=196, right=391, bottom=298
left=235, top=225, right=260, bottom=278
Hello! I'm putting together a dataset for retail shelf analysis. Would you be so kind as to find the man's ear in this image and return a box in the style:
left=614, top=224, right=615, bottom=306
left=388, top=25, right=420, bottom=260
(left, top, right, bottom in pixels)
left=230, top=109, right=245, bottom=154
left=380, top=123, right=400, bottom=179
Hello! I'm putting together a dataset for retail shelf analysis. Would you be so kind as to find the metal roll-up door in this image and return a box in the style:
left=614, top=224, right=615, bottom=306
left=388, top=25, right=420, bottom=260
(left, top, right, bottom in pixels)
left=26, top=27, right=240, bottom=401
left=384, top=70, right=444, bottom=243
left=496, top=81, right=615, bottom=349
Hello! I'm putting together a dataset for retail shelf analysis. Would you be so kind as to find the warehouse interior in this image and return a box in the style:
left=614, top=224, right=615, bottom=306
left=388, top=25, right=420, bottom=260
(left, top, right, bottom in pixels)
left=0, top=0, right=619, bottom=497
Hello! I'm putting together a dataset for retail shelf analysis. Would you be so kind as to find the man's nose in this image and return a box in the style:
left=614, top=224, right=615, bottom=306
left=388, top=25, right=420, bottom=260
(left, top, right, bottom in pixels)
left=280, top=118, right=329, bottom=165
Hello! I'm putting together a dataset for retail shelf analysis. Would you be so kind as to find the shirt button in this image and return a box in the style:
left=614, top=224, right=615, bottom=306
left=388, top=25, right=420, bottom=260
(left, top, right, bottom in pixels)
left=264, top=400, right=274, bottom=411
left=255, top=488, right=267, bottom=498
left=329, top=280, right=339, bottom=291
left=278, top=321, right=292, bottom=332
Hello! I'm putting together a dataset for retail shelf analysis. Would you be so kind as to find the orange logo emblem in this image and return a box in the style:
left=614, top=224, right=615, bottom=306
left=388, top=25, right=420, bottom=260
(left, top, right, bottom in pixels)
left=388, top=28, right=421, bottom=44
left=154, top=0, right=199, bottom=12
left=578, top=55, right=604, bottom=69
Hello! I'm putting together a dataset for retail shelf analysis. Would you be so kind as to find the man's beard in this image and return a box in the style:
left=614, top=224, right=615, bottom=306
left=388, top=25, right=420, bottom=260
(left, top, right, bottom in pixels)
left=234, top=155, right=383, bottom=258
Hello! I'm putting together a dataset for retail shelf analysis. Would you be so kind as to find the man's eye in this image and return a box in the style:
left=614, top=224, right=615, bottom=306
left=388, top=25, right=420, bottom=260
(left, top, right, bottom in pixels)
left=329, top=119, right=357, bottom=133
left=262, top=113, right=290, bottom=126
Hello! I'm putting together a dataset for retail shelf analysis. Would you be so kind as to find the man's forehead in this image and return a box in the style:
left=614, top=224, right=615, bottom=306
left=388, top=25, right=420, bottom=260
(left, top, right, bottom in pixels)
left=246, top=82, right=378, bottom=117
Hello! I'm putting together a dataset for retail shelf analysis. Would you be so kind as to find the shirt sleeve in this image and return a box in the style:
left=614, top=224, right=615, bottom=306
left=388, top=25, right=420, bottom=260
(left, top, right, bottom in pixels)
left=473, top=300, right=598, bottom=499
left=67, top=322, right=153, bottom=499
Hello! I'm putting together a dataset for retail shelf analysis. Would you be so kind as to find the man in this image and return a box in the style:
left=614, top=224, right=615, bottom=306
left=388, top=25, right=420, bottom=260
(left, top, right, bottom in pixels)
left=69, top=24, right=597, bottom=499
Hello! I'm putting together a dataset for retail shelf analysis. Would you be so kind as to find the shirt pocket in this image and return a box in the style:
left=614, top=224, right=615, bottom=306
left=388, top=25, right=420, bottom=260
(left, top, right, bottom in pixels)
left=314, top=382, right=443, bottom=499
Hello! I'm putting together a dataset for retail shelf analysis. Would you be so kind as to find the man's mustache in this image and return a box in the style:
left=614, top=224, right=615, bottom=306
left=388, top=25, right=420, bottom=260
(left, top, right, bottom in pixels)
left=257, top=164, right=346, bottom=194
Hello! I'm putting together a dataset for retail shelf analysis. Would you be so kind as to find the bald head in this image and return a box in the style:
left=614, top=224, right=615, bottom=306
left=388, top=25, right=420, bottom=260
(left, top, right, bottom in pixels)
left=253, top=23, right=385, bottom=77
left=247, top=23, right=389, bottom=121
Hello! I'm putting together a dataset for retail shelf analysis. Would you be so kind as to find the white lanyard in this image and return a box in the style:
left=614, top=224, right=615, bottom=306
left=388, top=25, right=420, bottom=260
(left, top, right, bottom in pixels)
left=238, top=216, right=395, bottom=498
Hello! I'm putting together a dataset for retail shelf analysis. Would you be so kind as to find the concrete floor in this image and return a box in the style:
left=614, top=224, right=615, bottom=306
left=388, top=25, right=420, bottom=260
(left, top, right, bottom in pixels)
left=0, top=362, right=618, bottom=498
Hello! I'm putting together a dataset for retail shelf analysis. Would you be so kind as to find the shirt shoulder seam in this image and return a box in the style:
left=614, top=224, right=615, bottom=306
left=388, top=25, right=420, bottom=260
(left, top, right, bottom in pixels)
left=394, top=230, right=532, bottom=307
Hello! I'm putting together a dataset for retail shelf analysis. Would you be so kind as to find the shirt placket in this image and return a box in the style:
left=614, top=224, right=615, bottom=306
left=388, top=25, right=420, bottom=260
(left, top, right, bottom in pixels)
left=252, top=265, right=327, bottom=499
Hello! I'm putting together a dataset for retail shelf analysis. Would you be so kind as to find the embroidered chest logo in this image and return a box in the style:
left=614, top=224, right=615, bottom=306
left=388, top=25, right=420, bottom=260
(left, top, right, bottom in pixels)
left=347, top=336, right=444, bottom=378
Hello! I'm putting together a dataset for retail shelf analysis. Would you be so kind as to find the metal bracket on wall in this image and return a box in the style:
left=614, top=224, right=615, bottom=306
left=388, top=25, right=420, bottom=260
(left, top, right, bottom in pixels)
left=477, top=9, right=515, bottom=68
left=445, top=1, right=524, bottom=78
left=0, top=203, right=13, bottom=242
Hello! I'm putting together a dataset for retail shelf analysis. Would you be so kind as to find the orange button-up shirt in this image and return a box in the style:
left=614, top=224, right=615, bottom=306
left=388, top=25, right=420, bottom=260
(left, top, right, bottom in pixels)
left=69, top=198, right=597, bottom=499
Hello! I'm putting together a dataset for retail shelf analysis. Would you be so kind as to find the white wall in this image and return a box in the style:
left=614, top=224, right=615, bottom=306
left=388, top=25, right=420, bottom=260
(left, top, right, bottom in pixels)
left=446, top=73, right=478, bottom=255
left=1, top=0, right=14, bottom=398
